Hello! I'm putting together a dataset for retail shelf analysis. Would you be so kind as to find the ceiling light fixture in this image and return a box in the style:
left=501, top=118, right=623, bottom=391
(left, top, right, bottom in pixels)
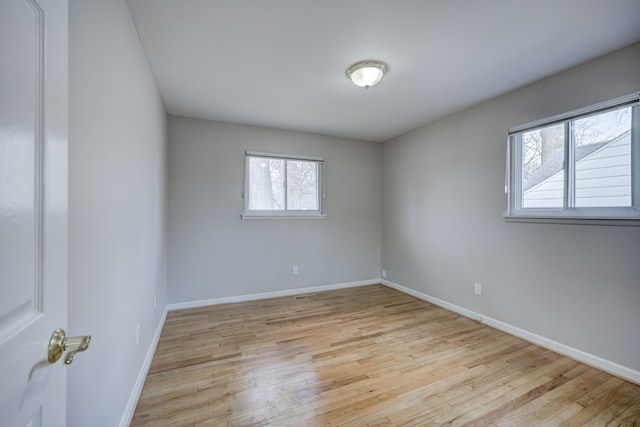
left=346, top=60, right=388, bottom=89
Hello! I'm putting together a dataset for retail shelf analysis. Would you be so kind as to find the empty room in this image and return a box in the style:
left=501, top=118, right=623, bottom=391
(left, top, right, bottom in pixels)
left=1, top=1, right=640, bottom=426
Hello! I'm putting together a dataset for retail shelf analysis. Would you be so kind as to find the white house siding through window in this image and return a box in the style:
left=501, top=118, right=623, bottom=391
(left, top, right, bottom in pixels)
left=523, top=130, right=631, bottom=208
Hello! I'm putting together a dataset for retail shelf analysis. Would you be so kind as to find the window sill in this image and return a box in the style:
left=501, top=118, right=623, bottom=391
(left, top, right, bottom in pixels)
left=240, top=214, right=327, bottom=220
left=503, top=214, right=640, bottom=227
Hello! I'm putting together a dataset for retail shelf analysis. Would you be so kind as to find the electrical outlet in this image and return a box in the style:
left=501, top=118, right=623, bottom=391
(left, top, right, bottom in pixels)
left=381, top=269, right=387, bottom=278
left=474, top=282, right=482, bottom=295
left=154, top=295, right=157, bottom=310
left=292, top=265, right=299, bottom=275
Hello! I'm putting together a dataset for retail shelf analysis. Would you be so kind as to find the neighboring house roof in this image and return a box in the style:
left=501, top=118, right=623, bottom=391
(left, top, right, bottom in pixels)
left=523, top=130, right=631, bottom=192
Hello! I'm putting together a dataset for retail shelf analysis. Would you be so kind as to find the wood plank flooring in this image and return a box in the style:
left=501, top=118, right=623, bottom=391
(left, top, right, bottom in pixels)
left=131, top=285, right=640, bottom=426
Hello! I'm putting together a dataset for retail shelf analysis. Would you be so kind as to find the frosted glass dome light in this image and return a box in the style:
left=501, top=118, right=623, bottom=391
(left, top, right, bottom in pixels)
left=346, top=61, right=388, bottom=89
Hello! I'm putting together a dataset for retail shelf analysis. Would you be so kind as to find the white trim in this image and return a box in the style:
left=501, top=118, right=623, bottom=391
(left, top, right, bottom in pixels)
left=167, top=279, right=379, bottom=311
left=240, top=214, right=327, bottom=220
left=381, top=279, right=640, bottom=386
left=119, top=307, right=168, bottom=427
left=503, top=214, right=640, bottom=226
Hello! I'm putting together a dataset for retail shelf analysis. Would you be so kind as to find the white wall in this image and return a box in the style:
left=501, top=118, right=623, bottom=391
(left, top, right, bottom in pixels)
left=382, top=43, right=640, bottom=373
left=68, top=0, right=167, bottom=426
left=168, top=116, right=381, bottom=303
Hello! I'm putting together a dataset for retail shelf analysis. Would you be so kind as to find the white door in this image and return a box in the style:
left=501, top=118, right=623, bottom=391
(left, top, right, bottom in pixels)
left=0, top=0, right=69, bottom=426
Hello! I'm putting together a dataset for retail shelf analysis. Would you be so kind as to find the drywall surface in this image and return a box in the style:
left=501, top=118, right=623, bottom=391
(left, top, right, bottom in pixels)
left=68, top=0, right=167, bottom=425
left=168, top=116, right=381, bottom=303
left=382, top=43, right=640, bottom=372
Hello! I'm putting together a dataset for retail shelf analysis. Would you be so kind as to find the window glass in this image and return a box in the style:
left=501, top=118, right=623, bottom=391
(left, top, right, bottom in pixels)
left=507, top=94, right=638, bottom=221
left=286, top=160, right=318, bottom=210
left=573, top=106, right=632, bottom=208
left=522, top=123, right=564, bottom=209
left=248, top=157, right=285, bottom=210
left=245, top=153, right=324, bottom=217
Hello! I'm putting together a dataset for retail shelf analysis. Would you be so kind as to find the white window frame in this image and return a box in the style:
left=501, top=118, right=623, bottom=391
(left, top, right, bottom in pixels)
left=241, top=150, right=326, bottom=220
left=505, top=93, right=640, bottom=226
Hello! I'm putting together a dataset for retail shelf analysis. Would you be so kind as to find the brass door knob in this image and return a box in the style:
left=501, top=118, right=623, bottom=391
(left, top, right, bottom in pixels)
left=48, top=328, right=91, bottom=365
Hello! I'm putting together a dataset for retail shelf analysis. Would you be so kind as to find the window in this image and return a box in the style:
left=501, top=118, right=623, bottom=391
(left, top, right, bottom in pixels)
left=242, top=151, right=325, bottom=218
left=506, top=94, right=640, bottom=224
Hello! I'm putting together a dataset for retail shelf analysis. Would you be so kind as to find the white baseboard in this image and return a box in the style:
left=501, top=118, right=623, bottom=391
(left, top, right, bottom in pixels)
left=382, top=279, right=640, bottom=386
left=119, top=307, right=169, bottom=427
left=166, top=279, right=380, bottom=311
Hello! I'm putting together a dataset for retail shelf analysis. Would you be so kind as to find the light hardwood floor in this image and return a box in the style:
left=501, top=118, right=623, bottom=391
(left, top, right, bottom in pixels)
left=131, top=285, right=640, bottom=426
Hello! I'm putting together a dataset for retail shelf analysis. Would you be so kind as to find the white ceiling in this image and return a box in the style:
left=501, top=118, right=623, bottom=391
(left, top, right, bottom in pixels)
left=126, top=0, right=640, bottom=142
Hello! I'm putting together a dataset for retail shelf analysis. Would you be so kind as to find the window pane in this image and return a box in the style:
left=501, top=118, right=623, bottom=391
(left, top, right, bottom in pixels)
left=286, top=160, right=318, bottom=210
left=573, top=106, right=632, bottom=207
left=522, top=123, right=565, bottom=208
left=248, top=157, right=285, bottom=210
